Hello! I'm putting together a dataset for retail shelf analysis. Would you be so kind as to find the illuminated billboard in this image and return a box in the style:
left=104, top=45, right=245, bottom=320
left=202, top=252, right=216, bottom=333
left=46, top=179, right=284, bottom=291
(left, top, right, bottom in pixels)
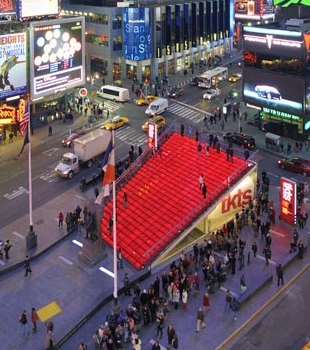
left=280, top=177, right=296, bottom=226
left=0, top=32, right=27, bottom=100
left=30, top=17, right=85, bottom=100
left=243, top=26, right=305, bottom=59
left=273, top=0, right=310, bottom=7
left=123, top=8, right=152, bottom=61
left=0, top=0, right=16, bottom=14
left=17, top=0, right=59, bottom=21
left=234, top=0, right=274, bottom=20
left=243, top=68, right=304, bottom=116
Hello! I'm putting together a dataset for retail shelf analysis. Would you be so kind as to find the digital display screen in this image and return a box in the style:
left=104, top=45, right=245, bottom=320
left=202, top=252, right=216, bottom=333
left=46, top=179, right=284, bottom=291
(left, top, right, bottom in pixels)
left=234, top=0, right=274, bottom=19
left=280, top=177, right=296, bottom=226
left=0, top=32, right=27, bottom=100
left=273, top=0, right=310, bottom=7
left=30, top=17, right=85, bottom=100
left=17, top=0, right=59, bottom=21
left=243, top=68, right=304, bottom=115
left=0, top=0, right=15, bottom=14
left=243, top=26, right=304, bottom=59
left=123, top=8, right=152, bottom=61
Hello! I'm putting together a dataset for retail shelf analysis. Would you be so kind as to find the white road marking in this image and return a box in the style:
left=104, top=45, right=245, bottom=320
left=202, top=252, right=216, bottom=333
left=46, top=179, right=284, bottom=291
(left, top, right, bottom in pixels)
left=269, top=229, right=285, bottom=237
left=72, top=239, right=83, bottom=248
left=75, top=195, right=87, bottom=200
left=12, top=231, right=25, bottom=239
left=149, top=339, right=167, bottom=350
left=0, top=260, right=6, bottom=266
left=256, top=254, right=276, bottom=265
left=59, top=256, right=74, bottom=265
left=99, top=266, right=114, bottom=278
left=4, top=186, right=29, bottom=200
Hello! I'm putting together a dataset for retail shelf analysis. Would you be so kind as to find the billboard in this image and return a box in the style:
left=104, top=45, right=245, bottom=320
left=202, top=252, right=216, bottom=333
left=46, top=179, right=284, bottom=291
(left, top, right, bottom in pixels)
left=243, top=68, right=304, bottom=116
left=30, top=17, right=85, bottom=100
left=280, top=177, right=297, bottom=226
left=123, top=8, right=152, bottom=61
left=0, top=32, right=27, bottom=100
left=234, top=0, right=274, bottom=20
left=243, top=26, right=305, bottom=59
left=273, top=0, right=310, bottom=7
left=17, top=0, right=59, bottom=21
left=0, top=0, right=16, bottom=14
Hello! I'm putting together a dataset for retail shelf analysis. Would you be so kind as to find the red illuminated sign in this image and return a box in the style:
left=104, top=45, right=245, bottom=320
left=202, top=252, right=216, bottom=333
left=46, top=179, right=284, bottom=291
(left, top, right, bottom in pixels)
left=221, top=188, right=252, bottom=213
left=280, top=177, right=297, bottom=226
left=147, top=121, right=157, bottom=149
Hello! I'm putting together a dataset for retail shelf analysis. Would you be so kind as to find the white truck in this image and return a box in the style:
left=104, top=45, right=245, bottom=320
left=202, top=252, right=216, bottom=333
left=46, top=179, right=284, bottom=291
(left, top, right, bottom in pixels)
left=55, top=129, right=111, bottom=179
left=145, top=98, right=169, bottom=117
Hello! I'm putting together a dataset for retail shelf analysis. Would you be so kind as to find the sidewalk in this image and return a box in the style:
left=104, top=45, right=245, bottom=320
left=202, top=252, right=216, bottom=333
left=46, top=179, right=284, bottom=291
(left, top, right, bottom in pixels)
left=1, top=51, right=310, bottom=349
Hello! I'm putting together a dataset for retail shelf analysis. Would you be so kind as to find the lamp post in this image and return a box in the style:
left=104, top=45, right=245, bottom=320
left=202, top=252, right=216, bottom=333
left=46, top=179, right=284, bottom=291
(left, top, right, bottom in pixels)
left=86, top=72, right=100, bottom=86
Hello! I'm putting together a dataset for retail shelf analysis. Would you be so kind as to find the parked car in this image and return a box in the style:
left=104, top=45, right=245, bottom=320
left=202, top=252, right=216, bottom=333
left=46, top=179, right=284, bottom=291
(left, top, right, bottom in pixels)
left=142, top=115, right=166, bottom=132
left=277, top=157, right=310, bottom=176
left=228, top=73, right=242, bottom=83
left=224, top=132, right=256, bottom=149
left=202, top=88, right=220, bottom=100
left=167, top=86, right=184, bottom=98
left=255, top=85, right=282, bottom=100
left=62, top=131, right=86, bottom=147
left=101, top=116, right=129, bottom=131
left=135, top=95, right=158, bottom=106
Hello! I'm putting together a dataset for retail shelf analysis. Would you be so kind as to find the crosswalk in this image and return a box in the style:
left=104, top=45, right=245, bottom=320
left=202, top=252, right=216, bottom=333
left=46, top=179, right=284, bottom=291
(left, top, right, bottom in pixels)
left=97, top=100, right=120, bottom=115
left=168, top=101, right=206, bottom=124
left=114, top=125, right=147, bottom=146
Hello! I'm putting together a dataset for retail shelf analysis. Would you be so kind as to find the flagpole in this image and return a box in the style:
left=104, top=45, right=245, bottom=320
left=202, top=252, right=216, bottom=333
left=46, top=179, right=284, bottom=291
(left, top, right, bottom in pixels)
left=26, top=97, right=37, bottom=249
left=112, top=129, right=118, bottom=302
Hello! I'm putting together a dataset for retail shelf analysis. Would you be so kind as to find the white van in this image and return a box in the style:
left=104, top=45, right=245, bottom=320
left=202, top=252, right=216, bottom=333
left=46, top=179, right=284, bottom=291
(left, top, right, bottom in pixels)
left=145, top=98, right=169, bottom=117
left=265, top=132, right=282, bottom=152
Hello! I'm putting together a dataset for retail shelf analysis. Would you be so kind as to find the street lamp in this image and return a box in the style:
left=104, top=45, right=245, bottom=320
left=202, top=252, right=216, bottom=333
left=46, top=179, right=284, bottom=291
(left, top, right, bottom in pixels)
left=86, top=72, right=100, bottom=86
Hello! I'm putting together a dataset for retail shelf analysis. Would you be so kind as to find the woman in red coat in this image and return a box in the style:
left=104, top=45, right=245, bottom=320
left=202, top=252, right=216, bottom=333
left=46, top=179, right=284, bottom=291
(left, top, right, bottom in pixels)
left=203, top=292, right=210, bottom=311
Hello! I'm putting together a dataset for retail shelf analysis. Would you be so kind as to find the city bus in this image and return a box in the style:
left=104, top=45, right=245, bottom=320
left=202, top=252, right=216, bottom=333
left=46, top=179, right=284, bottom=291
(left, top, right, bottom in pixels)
left=198, top=67, right=228, bottom=88
left=96, top=85, right=130, bottom=102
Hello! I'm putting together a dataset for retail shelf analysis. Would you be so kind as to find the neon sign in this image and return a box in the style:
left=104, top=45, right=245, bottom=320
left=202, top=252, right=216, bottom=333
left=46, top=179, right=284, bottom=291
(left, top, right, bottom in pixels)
left=280, top=177, right=296, bottom=226
left=262, top=107, right=301, bottom=121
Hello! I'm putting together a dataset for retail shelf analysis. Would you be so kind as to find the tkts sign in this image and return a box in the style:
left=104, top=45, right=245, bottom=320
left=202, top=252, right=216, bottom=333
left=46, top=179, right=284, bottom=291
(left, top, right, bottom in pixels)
left=280, top=177, right=297, bottom=226
left=0, top=98, right=26, bottom=125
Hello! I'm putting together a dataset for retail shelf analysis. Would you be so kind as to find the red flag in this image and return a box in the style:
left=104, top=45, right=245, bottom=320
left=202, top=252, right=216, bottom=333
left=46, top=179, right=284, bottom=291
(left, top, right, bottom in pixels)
left=19, top=104, right=30, bottom=136
left=102, top=137, right=115, bottom=196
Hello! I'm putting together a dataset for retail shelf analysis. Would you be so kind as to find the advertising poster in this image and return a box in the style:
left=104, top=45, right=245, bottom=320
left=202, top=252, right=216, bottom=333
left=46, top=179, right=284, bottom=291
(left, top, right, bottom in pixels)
left=30, top=17, right=85, bottom=100
left=280, top=177, right=296, bottom=226
left=0, top=32, right=27, bottom=100
left=0, top=0, right=16, bottom=14
left=17, top=0, right=59, bottom=21
left=234, top=0, right=274, bottom=20
left=243, top=68, right=304, bottom=116
left=123, top=8, right=152, bottom=61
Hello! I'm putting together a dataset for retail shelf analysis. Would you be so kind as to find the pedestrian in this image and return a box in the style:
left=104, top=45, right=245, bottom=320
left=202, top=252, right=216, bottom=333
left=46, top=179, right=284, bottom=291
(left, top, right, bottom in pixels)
left=31, top=307, right=39, bottom=333
left=182, top=289, right=188, bottom=311
left=0, top=239, right=3, bottom=259
left=202, top=182, right=207, bottom=199
left=225, top=289, right=232, bottom=312
left=167, top=324, right=175, bottom=347
left=230, top=298, right=240, bottom=320
left=132, top=337, right=142, bottom=350
left=156, top=313, right=165, bottom=338
left=276, top=264, right=284, bottom=286
left=44, top=328, right=55, bottom=350
left=79, top=343, right=87, bottom=350
left=240, top=274, right=247, bottom=293
left=196, top=307, right=206, bottom=332
left=138, top=146, right=143, bottom=156
left=106, top=109, right=110, bottom=119
left=198, top=174, right=204, bottom=189
left=298, top=240, right=305, bottom=259
left=4, top=239, right=12, bottom=259
left=65, top=212, right=71, bottom=232
left=9, top=132, right=13, bottom=142
left=152, top=340, right=161, bottom=350
left=19, top=310, right=29, bottom=335
left=263, top=245, right=272, bottom=265
left=293, top=228, right=299, bottom=248
left=24, top=255, right=32, bottom=276
left=180, top=124, right=185, bottom=137
left=123, top=192, right=128, bottom=208
left=203, top=292, right=210, bottom=311
left=252, top=241, right=258, bottom=257
left=123, top=272, right=131, bottom=295
left=195, top=129, right=199, bottom=142
left=58, top=212, right=64, bottom=229
left=171, top=333, right=179, bottom=349
left=197, top=142, right=202, bottom=155
left=188, top=125, right=193, bottom=138
left=117, top=248, right=123, bottom=269
left=48, top=125, right=52, bottom=136
left=205, top=143, right=209, bottom=156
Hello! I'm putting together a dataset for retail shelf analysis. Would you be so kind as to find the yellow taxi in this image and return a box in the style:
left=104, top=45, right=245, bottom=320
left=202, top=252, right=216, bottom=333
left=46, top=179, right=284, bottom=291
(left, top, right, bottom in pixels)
left=135, top=95, right=158, bottom=106
left=228, top=73, right=242, bottom=83
left=101, top=116, right=129, bottom=131
left=142, top=115, right=166, bottom=132
left=301, top=341, right=310, bottom=350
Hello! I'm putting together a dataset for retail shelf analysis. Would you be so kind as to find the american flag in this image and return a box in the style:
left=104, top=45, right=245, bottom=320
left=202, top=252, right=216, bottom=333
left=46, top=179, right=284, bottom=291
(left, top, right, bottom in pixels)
left=19, top=104, right=30, bottom=136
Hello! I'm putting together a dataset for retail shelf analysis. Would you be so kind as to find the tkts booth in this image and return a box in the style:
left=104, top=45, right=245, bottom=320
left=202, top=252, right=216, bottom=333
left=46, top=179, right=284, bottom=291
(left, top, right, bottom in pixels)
left=242, top=26, right=310, bottom=140
left=0, top=99, right=27, bottom=139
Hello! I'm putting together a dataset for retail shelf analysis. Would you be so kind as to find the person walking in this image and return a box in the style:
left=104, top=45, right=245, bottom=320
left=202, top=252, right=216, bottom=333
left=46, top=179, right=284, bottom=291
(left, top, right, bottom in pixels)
left=19, top=310, right=29, bottom=335
left=24, top=255, right=32, bottom=277
left=167, top=324, right=176, bottom=347
left=123, top=272, right=131, bottom=296
left=123, top=192, right=128, bottom=208
left=252, top=241, right=258, bottom=258
left=276, top=264, right=284, bottom=286
left=44, top=328, right=55, bottom=350
left=225, top=289, right=232, bottom=312
left=31, top=307, right=39, bottom=333
left=196, top=307, right=206, bottom=332
left=230, top=298, right=240, bottom=320
left=58, top=212, right=64, bottom=229
left=202, top=182, right=207, bottom=199
left=203, top=292, right=210, bottom=311
left=156, top=313, right=165, bottom=338
left=263, top=245, right=272, bottom=266
left=198, top=174, right=204, bottom=189
left=182, top=289, right=188, bottom=311
left=240, top=274, right=247, bottom=294
left=117, top=248, right=123, bottom=270
left=48, top=125, right=52, bottom=136
left=4, top=239, right=12, bottom=259
left=152, top=340, right=161, bottom=350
